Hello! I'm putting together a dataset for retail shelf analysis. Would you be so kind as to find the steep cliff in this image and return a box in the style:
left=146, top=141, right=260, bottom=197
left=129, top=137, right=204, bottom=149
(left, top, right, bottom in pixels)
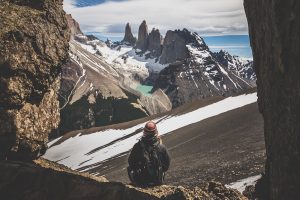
left=148, top=28, right=163, bottom=57
left=136, top=20, right=149, bottom=51
left=0, top=0, right=69, bottom=160
left=244, top=0, right=300, bottom=199
left=122, top=23, right=137, bottom=46
left=66, top=14, right=83, bottom=38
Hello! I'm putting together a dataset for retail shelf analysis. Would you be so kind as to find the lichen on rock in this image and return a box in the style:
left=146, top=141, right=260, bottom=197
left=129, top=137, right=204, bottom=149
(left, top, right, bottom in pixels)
left=0, top=0, right=70, bottom=160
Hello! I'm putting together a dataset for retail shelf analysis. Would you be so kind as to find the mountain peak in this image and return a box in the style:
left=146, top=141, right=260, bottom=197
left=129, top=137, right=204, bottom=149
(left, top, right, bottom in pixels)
left=122, top=22, right=136, bottom=46
left=136, top=20, right=149, bottom=51
left=160, top=28, right=209, bottom=64
left=147, top=28, right=163, bottom=56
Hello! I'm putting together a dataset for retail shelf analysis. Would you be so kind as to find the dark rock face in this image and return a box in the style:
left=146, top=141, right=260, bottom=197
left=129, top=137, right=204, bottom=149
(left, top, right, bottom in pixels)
left=136, top=20, right=149, bottom=51
left=160, top=29, right=207, bottom=64
left=122, top=23, right=137, bottom=46
left=160, top=30, right=189, bottom=64
left=0, top=0, right=69, bottom=160
left=66, top=14, right=83, bottom=38
left=148, top=28, right=163, bottom=57
left=213, top=50, right=256, bottom=81
left=245, top=0, right=300, bottom=199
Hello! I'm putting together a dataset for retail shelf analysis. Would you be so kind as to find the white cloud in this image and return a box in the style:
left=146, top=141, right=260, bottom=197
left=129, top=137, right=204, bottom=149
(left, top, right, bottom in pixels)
left=64, top=0, right=248, bottom=36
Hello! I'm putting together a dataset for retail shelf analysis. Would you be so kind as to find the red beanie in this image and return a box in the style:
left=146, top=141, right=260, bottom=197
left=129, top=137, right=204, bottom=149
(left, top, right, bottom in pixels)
left=143, top=121, right=158, bottom=137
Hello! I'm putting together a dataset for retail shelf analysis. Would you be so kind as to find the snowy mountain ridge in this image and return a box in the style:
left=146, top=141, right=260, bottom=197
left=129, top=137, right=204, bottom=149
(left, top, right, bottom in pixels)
left=57, top=17, right=256, bottom=135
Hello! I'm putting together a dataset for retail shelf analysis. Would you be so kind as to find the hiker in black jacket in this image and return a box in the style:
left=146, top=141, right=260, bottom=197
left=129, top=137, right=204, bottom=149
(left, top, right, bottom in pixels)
left=127, top=121, right=170, bottom=187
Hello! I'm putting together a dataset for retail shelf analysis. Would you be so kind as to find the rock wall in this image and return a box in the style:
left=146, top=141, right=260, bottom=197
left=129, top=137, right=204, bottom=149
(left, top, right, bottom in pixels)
left=148, top=28, right=163, bottom=57
left=160, top=30, right=190, bottom=64
left=0, top=0, right=69, bottom=160
left=244, top=0, right=300, bottom=199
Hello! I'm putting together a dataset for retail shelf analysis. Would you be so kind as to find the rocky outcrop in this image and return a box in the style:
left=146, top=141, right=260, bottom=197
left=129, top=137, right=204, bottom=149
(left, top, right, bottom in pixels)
left=213, top=50, right=256, bottom=81
left=0, top=159, right=247, bottom=200
left=122, top=23, right=137, bottom=46
left=159, top=29, right=192, bottom=64
left=139, top=89, right=172, bottom=115
left=0, top=160, right=157, bottom=200
left=244, top=0, right=300, bottom=199
left=136, top=20, right=149, bottom=51
left=0, top=0, right=69, bottom=160
left=66, top=14, right=83, bottom=38
left=148, top=28, right=163, bottom=57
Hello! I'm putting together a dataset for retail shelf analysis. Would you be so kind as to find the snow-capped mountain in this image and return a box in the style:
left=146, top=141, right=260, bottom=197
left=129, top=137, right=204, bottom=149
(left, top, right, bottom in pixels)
left=56, top=16, right=172, bottom=136
left=57, top=16, right=256, bottom=135
left=153, top=29, right=256, bottom=107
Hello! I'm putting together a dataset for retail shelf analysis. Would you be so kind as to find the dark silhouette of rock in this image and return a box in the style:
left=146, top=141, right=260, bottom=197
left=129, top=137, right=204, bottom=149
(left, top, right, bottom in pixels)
left=122, top=23, right=136, bottom=46
left=0, top=0, right=69, bottom=160
left=160, top=29, right=207, bottom=64
left=160, top=30, right=189, bottom=64
left=245, top=0, right=300, bottom=199
left=136, top=20, right=149, bottom=51
left=148, top=28, right=163, bottom=57
left=66, top=14, right=83, bottom=38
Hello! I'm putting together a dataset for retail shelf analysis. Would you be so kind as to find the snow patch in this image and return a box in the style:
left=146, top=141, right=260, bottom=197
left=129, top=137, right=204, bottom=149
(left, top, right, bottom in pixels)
left=44, top=93, right=257, bottom=171
left=226, top=175, right=262, bottom=193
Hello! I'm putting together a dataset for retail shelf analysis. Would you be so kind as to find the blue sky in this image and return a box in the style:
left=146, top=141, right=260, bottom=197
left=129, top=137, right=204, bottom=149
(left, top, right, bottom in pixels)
left=74, top=0, right=125, bottom=7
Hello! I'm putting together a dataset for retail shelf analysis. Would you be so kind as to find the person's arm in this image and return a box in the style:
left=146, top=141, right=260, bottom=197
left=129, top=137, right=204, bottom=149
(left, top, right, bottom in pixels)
left=161, top=145, right=171, bottom=172
left=128, top=143, right=139, bottom=169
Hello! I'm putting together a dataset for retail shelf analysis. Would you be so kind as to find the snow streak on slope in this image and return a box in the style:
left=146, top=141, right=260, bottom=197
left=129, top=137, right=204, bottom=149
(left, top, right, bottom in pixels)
left=44, top=93, right=257, bottom=171
left=77, top=40, right=166, bottom=73
left=226, top=175, right=262, bottom=193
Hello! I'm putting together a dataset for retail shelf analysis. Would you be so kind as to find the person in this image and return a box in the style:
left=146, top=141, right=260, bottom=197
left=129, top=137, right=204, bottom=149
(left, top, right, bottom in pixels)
left=127, top=121, right=170, bottom=187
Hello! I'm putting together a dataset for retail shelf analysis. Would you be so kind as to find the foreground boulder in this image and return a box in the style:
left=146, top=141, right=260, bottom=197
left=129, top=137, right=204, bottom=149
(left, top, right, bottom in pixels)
left=0, top=159, right=247, bottom=200
left=0, top=0, right=69, bottom=160
left=0, top=160, right=157, bottom=200
left=244, top=0, right=300, bottom=199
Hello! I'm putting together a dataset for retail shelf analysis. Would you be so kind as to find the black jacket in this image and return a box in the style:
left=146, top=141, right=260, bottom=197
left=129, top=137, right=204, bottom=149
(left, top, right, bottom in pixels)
left=128, top=136, right=170, bottom=172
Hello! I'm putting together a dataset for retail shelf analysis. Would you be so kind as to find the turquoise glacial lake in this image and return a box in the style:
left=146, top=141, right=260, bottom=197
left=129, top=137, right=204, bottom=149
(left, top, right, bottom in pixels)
left=136, top=84, right=153, bottom=96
